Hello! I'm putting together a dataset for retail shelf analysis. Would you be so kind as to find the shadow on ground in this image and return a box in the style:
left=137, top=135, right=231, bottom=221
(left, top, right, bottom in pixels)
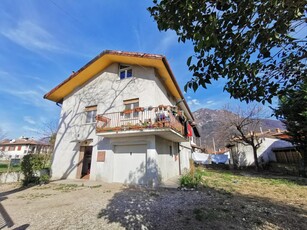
left=98, top=186, right=307, bottom=230
left=0, top=186, right=32, bottom=230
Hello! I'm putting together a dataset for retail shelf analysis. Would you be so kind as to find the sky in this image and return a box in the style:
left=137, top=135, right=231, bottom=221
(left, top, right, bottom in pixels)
left=0, top=0, right=276, bottom=139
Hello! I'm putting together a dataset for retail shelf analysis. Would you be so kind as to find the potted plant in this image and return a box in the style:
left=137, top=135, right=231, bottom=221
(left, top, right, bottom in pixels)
left=123, top=109, right=133, bottom=114
left=134, top=107, right=144, bottom=112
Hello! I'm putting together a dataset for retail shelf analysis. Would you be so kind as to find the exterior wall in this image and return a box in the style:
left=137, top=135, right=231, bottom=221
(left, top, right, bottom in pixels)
left=155, top=136, right=180, bottom=181
left=179, top=141, right=192, bottom=173
left=95, top=135, right=156, bottom=183
left=0, top=145, right=27, bottom=159
left=0, top=172, right=23, bottom=183
left=52, top=63, right=177, bottom=182
left=234, top=138, right=293, bottom=166
left=0, top=144, right=40, bottom=159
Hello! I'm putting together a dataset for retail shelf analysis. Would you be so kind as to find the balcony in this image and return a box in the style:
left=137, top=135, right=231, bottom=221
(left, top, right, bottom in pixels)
left=96, top=106, right=188, bottom=142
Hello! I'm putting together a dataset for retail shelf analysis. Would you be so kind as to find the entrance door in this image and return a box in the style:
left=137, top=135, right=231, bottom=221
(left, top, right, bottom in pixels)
left=76, top=146, right=93, bottom=179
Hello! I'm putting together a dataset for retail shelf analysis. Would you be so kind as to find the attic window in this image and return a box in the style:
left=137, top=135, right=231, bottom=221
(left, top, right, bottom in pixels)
left=119, top=64, right=132, bottom=79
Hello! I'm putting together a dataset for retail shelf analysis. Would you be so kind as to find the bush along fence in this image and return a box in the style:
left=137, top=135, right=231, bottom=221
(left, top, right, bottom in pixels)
left=0, top=154, right=51, bottom=184
left=21, top=154, right=51, bottom=186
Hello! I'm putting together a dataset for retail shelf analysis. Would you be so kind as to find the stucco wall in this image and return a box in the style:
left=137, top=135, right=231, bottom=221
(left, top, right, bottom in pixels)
left=156, top=136, right=180, bottom=181
left=0, top=145, right=30, bottom=159
left=179, top=141, right=192, bottom=173
left=234, top=138, right=293, bottom=166
left=51, top=62, right=190, bottom=183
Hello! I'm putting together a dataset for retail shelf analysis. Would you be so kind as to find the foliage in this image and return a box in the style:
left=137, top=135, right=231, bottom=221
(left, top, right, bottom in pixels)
left=21, top=154, right=50, bottom=186
left=39, top=174, right=51, bottom=184
left=274, top=78, right=307, bottom=176
left=148, top=0, right=306, bottom=104
left=179, top=168, right=202, bottom=188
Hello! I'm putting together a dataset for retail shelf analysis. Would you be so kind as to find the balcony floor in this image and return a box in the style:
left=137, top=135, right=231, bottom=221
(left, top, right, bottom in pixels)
left=96, top=127, right=188, bottom=142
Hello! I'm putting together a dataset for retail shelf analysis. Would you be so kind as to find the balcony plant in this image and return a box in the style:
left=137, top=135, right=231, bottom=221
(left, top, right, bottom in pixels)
left=123, top=109, right=133, bottom=114
left=134, top=107, right=144, bottom=112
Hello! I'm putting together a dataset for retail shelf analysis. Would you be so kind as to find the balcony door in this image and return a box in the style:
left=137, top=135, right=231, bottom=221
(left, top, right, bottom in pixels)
left=121, top=98, right=140, bottom=125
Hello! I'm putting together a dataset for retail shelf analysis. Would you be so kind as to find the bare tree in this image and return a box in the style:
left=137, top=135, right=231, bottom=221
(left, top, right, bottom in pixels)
left=0, top=127, right=7, bottom=141
left=36, top=120, right=59, bottom=153
left=223, top=105, right=265, bottom=171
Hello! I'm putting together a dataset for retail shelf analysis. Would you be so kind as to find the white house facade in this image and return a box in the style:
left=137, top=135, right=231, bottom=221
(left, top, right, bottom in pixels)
left=229, top=137, right=293, bottom=167
left=44, top=50, right=200, bottom=186
left=0, top=137, right=50, bottom=160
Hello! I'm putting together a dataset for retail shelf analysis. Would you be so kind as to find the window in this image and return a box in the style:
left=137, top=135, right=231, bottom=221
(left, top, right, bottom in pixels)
left=17, top=145, right=22, bottom=151
left=8, top=146, right=15, bottom=151
left=122, top=98, right=139, bottom=119
left=119, top=64, right=132, bottom=79
left=85, top=106, right=97, bottom=123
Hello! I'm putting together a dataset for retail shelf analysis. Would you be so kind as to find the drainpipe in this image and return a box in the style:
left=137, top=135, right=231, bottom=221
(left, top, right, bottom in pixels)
left=178, top=143, right=181, bottom=175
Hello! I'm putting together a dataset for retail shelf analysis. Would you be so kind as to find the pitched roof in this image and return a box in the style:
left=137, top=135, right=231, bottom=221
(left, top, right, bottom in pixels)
left=44, top=50, right=194, bottom=120
left=0, top=138, right=50, bottom=146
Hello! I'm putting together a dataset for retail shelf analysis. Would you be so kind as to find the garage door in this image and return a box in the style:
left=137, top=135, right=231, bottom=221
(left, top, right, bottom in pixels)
left=113, top=144, right=147, bottom=184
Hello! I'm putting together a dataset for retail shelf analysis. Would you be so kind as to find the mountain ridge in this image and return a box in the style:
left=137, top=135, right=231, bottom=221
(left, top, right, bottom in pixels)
left=192, top=108, right=284, bottom=150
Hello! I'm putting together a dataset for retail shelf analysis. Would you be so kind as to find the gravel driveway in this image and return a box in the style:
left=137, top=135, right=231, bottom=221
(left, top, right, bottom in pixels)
left=0, top=179, right=306, bottom=230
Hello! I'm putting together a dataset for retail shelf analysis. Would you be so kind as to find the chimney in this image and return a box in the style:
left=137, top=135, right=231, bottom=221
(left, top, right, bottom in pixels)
left=276, top=128, right=280, bottom=133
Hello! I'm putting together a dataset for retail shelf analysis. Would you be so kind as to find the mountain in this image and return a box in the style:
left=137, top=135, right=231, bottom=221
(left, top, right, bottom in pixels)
left=193, top=108, right=285, bottom=150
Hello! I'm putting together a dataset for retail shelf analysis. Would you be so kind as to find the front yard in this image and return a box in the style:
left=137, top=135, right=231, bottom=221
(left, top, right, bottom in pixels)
left=0, top=169, right=306, bottom=229
left=0, top=161, right=21, bottom=173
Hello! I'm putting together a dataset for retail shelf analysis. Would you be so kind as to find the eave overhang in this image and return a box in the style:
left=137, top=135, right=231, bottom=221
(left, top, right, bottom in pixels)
left=44, top=50, right=194, bottom=120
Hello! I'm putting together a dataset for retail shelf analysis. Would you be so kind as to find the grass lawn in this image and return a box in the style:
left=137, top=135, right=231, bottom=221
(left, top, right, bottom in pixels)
left=198, top=167, right=307, bottom=201
left=188, top=167, right=307, bottom=228
left=0, top=162, right=21, bottom=173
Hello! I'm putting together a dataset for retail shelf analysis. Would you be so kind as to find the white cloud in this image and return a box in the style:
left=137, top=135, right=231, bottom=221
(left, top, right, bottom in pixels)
left=22, top=126, right=39, bottom=134
left=188, top=99, right=200, bottom=106
left=24, top=116, right=36, bottom=125
left=1, top=20, right=60, bottom=53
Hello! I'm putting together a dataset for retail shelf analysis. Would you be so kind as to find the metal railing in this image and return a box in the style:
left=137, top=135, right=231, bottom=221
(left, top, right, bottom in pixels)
left=96, top=106, right=185, bottom=136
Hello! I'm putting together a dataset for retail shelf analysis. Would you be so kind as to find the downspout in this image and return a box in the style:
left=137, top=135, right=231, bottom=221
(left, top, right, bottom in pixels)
left=178, top=143, right=181, bottom=175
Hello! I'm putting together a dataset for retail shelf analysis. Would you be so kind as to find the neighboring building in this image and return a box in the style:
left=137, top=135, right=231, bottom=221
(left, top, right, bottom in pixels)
left=44, top=50, right=201, bottom=185
left=0, top=137, right=51, bottom=160
left=227, top=129, right=293, bottom=167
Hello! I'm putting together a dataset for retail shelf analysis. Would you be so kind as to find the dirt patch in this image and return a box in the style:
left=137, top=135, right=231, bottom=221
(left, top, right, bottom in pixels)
left=0, top=170, right=306, bottom=229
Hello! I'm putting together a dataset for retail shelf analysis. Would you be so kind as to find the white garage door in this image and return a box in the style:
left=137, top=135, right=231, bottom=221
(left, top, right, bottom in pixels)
left=113, top=144, right=147, bottom=184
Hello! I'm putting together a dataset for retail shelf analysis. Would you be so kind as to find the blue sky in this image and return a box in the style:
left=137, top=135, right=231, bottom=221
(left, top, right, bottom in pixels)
left=0, top=0, right=274, bottom=139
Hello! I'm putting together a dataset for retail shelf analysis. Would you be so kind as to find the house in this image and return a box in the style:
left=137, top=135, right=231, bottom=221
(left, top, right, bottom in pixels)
left=44, top=50, right=200, bottom=186
left=227, top=129, right=293, bottom=167
left=0, top=137, right=51, bottom=160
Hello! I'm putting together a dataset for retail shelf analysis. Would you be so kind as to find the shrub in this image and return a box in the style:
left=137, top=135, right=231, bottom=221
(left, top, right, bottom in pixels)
left=39, top=174, right=51, bottom=184
left=21, top=154, right=49, bottom=186
left=179, top=168, right=203, bottom=188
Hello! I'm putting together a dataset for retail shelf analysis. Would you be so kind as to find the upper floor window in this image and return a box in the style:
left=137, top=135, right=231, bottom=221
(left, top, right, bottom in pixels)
left=122, top=98, right=139, bottom=119
left=85, top=105, right=97, bottom=123
left=119, top=64, right=132, bottom=79
left=8, top=146, right=15, bottom=151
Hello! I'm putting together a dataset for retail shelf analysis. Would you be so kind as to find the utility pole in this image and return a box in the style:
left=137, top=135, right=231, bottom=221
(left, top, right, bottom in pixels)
left=213, top=137, right=216, bottom=154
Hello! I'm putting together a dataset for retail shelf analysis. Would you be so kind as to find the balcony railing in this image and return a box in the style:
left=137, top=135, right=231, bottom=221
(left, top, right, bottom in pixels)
left=96, top=106, right=185, bottom=137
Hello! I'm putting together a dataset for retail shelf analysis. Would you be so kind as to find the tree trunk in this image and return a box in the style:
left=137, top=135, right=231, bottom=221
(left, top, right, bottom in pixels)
left=252, top=146, right=259, bottom=171
left=299, top=147, right=307, bottom=177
